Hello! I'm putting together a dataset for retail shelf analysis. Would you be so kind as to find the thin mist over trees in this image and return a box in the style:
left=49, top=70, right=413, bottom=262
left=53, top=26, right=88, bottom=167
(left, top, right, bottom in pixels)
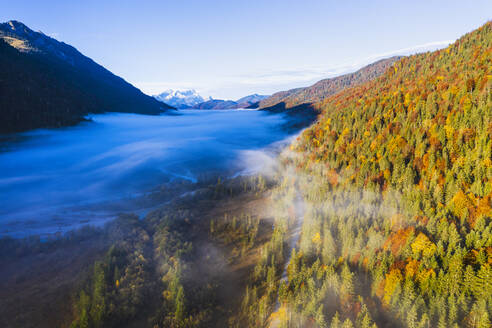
left=235, top=21, right=492, bottom=328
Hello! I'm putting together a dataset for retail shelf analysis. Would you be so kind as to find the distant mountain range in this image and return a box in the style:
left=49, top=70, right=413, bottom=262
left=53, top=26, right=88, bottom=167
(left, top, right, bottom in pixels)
left=192, top=94, right=269, bottom=109
left=154, top=90, right=269, bottom=110
left=192, top=98, right=238, bottom=109
left=158, top=58, right=397, bottom=113
left=235, top=94, right=270, bottom=108
left=258, top=56, right=401, bottom=111
left=0, top=20, right=174, bottom=133
left=153, top=89, right=206, bottom=109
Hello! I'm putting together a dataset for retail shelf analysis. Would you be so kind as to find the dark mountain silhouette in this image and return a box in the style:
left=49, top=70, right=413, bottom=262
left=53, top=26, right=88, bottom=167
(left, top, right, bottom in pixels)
left=0, top=20, right=174, bottom=133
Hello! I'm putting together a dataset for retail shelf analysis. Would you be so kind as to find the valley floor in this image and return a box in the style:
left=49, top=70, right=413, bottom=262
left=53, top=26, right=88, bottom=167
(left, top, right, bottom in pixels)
left=0, top=175, right=276, bottom=328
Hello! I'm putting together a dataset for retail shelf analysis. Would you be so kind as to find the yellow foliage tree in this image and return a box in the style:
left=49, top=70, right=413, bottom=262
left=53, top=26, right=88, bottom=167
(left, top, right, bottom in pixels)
left=384, top=269, right=403, bottom=304
left=312, top=232, right=322, bottom=245
left=411, top=233, right=437, bottom=258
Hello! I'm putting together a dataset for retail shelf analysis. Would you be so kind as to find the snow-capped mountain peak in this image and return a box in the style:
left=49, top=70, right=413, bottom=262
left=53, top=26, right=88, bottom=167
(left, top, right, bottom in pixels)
left=153, top=89, right=205, bottom=108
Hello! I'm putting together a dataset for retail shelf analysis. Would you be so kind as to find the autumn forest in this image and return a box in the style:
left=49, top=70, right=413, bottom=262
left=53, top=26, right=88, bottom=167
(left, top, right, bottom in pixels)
left=0, top=11, right=490, bottom=328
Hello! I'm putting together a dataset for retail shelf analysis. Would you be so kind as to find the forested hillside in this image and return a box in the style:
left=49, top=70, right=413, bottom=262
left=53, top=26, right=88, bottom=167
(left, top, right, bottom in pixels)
left=258, top=57, right=400, bottom=111
left=0, top=21, right=173, bottom=133
left=237, top=22, right=491, bottom=328
left=21, top=22, right=491, bottom=328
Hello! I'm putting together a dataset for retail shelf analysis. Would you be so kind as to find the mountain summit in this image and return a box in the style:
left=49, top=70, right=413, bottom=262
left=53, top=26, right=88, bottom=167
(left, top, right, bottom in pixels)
left=0, top=20, right=174, bottom=133
left=154, top=89, right=206, bottom=109
left=154, top=90, right=269, bottom=110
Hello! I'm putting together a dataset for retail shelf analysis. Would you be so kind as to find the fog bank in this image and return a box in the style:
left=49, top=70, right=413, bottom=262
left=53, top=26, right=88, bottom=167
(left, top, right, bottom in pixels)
left=0, top=110, right=291, bottom=237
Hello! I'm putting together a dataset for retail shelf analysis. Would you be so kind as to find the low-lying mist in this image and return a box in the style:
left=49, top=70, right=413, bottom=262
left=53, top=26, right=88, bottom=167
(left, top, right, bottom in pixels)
left=0, top=109, right=292, bottom=237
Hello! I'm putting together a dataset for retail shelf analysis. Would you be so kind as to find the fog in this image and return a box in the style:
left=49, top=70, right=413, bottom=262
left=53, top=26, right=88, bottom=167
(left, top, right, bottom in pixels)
left=0, top=109, right=291, bottom=237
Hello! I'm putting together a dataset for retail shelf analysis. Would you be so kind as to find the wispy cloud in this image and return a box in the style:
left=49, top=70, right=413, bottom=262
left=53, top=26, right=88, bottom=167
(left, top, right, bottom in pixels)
left=361, top=40, right=454, bottom=63
left=134, top=40, right=453, bottom=98
left=232, top=40, right=453, bottom=87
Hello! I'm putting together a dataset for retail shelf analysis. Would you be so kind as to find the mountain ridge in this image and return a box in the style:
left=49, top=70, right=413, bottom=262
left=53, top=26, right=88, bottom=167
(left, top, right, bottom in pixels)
left=192, top=94, right=269, bottom=109
left=0, top=20, right=174, bottom=133
left=258, top=56, right=402, bottom=111
left=152, top=90, right=269, bottom=110
left=255, top=21, right=492, bottom=328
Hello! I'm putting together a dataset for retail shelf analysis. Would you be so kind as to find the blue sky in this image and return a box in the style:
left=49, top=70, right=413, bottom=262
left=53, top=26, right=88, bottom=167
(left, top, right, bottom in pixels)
left=2, top=1, right=491, bottom=99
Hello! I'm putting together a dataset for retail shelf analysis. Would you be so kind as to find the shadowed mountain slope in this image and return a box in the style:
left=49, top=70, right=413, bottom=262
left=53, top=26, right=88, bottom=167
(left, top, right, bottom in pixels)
left=0, top=20, right=173, bottom=133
